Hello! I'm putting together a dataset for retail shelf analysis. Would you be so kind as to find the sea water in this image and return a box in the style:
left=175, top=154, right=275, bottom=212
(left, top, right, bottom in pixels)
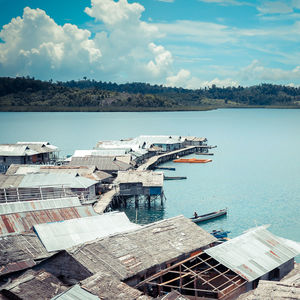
left=1, top=109, right=299, bottom=251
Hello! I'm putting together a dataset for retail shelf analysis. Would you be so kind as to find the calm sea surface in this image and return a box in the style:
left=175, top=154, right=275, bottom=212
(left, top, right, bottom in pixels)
left=1, top=109, right=299, bottom=254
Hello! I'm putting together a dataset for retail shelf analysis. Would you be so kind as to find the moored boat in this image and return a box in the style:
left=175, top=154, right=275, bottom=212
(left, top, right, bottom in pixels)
left=210, top=229, right=230, bottom=239
left=190, top=208, right=227, bottom=223
left=173, top=158, right=212, bottom=163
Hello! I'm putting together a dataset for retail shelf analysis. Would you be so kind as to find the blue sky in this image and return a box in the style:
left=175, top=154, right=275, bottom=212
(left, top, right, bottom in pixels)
left=1, top=0, right=300, bottom=88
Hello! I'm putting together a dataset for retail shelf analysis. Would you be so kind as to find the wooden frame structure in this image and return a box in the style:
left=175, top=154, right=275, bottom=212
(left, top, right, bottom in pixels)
left=135, top=252, right=247, bottom=299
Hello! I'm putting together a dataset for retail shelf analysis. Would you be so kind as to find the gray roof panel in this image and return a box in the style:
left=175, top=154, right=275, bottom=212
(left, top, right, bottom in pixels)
left=34, top=211, right=141, bottom=252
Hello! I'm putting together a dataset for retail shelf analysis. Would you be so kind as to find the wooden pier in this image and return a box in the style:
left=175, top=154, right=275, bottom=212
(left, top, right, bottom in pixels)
left=137, top=146, right=206, bottom=171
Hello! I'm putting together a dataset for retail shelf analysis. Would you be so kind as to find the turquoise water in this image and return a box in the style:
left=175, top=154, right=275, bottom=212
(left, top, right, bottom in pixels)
left=0, top=110, right=299, bottom=250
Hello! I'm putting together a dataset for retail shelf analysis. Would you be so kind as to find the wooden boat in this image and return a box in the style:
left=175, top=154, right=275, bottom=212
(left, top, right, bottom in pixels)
left=164, top=176, right=187, bottom=180
left=173, top=158, right=212, bottom=163
left=190, top=208, right=227, bottom=223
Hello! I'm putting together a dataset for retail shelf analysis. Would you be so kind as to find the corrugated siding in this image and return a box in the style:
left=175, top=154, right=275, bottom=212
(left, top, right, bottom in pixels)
left=0, top=206, right=97, bottom=235
left=205, top=226, right=300, bottom=282
left=34, top=212, right=141, bottom=252
left=0, top=197, right=81, bottom=215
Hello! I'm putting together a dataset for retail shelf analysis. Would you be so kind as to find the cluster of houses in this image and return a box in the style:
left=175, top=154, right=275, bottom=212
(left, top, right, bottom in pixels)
left=0, top=137, right=299, bottom=300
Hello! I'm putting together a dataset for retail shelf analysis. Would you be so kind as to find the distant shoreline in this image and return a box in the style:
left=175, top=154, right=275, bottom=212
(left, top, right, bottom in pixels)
left=1, top=105, right=300, bottom=112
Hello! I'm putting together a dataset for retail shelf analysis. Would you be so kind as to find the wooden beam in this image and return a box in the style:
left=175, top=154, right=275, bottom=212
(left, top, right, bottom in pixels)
left=204, top=259, right=242, bottom=288
left=135, top=252, right=205, bottom=287
left=219, top=281, right=247, bottom=299
left=155, top=283, right=218, bottom=294
left=181, top=263, right=221, bottom=294
left=213, top=275, right=242, bottom=291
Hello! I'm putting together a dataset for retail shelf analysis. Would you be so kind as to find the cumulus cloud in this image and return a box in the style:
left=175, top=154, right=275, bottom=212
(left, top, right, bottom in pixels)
left=166, top=69, right=191, bottom=87
left=166, top=69, right=239, bottom=88
left=0, top=7, right=101, bottom=79
left=0, top=0, right=174, bottom=83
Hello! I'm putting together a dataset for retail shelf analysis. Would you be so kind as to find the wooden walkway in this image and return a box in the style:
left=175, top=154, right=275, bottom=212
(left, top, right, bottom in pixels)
left=137, top=146, right=197, bottom=171
left=93, top=187, right=118, bottom=214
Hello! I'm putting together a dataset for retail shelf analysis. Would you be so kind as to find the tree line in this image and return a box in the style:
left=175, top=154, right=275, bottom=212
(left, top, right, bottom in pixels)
left=0, top=76, right=299, bottom=111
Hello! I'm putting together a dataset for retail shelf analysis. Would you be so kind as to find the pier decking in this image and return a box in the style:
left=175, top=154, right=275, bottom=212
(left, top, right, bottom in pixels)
left=137, top=146, right=199, bottom=171
left=93, top=187, right=118, bottom=214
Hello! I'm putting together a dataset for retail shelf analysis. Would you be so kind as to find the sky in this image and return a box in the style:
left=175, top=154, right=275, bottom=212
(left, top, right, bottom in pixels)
left=0, top=0, right=300, bottom=88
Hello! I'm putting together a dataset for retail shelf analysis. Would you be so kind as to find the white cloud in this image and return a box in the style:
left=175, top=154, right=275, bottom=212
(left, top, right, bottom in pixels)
left=166, top=69, right=191, bottom=87
left=199, top=0, right=250, bottom=5
left=157, top=20, right=237, bottom=45
left=0, top=0, right=174, bottom=83
left=166, top=69, right=239, bottom=88
left=240, top=60, right=300, bottom=82
left=0, top=7, right=101, bottom=79
left=257, top=1, right=294, bottom=14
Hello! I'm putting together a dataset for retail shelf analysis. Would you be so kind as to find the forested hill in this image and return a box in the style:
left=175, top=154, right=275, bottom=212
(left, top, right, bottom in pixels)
left=0, top=77, right=300, bottom=111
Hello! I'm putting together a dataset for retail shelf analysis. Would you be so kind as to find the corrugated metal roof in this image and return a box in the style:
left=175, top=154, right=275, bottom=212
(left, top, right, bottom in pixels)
left=136, top=135, right=183, bottom=148
left=69, top=156, right=132, bottom=172
left=6, top=165, right=112, bottom=182
left=0, top=233, right=52, bottom=276
left=0, top=205, right=97, bottom=235
left=116, top=170, right=164, bottom=187
left=18, top=173, right=98, bottom=189
left=1, top=269, right=68, bottom=299
left=68, top=216, right=217, bottom=281
left=0, top=259, right=36, bottom=276
left=34, top=212, right=141, bottom=252
left=0, top=174, right=24, bottom=188
left=17, top=142, right=59, bottom=153
left=73, top=149, right=129, bottom=157
left=0, top=197, right=81, bottom=215
left=204, top=226, right=300, bottom=282
left=0, top=144, right=38, bottom=156
left=81, top=272, right=144, bottom=300
left=51, top=284, right=100, bottom=300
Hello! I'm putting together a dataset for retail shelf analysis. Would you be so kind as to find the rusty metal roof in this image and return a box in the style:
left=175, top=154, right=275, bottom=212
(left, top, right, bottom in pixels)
left=0, top=197, right=81, bottom=215
left=205, top=225, right=300, bottom=282
left=0, top=205, right=97, bottom=235
left=0, top=259, right=36, bottom=276
left=0, top=233, right=52, bottom=276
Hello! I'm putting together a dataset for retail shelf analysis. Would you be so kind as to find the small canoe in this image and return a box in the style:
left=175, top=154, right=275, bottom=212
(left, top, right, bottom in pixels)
left=190, top=208, right=227, bottom=223
left=173, top=158, right=212, bottom=163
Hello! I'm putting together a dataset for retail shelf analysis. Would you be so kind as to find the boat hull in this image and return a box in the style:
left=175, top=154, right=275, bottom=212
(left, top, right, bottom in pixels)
left=190, top=209, right=227, bottom=223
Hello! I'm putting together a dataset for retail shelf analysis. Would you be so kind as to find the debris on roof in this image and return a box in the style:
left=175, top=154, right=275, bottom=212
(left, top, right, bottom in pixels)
left=0, top=269, right=67, bottom=299
left=0, top=233, right=52, bottom=276
left=67, top=216, right=216, bottom=281
left=81, top=272, right=146, bottom=300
